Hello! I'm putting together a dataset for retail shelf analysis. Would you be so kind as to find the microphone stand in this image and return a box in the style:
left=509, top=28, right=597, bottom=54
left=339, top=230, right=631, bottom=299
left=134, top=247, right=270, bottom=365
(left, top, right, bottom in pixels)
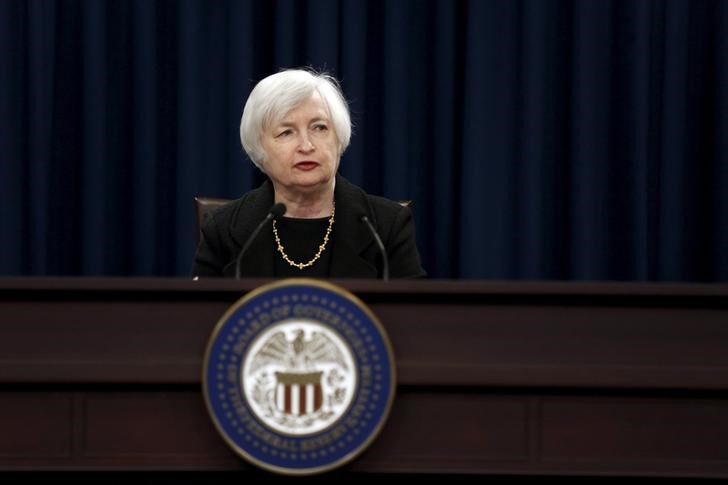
left=360, top=215, right=389, bottom=282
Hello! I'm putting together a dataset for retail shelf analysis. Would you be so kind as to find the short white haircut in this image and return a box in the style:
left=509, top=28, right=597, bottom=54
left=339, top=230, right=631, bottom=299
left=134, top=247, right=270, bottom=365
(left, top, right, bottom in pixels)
left=240, top=69, right=352, bottom=169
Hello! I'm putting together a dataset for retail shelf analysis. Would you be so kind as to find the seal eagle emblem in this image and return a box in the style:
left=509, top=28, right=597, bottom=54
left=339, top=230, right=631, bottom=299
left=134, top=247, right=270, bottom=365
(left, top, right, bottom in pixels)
left=202, top=279, right=396, bottom=475
left=244, top=322, right=357, bottom=435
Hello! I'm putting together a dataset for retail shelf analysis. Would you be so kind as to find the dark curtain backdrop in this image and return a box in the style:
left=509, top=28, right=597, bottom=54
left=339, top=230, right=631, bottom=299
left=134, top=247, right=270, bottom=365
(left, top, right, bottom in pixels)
left=1, top=0, right=726, bottom=280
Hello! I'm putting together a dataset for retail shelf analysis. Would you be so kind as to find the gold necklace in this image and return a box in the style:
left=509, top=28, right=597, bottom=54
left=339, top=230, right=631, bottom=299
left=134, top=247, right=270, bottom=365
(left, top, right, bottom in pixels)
left=272, top=203, right=335, bottom=269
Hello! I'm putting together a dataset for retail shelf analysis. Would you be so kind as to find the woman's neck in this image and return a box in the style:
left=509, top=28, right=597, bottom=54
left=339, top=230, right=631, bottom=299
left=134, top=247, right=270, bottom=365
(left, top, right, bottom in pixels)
left=273, top=180, right=335, bottom=219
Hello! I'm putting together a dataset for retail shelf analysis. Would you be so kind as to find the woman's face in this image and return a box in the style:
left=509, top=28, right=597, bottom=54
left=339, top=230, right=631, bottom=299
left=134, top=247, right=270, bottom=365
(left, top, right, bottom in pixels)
left=261, top=93, right=340, bottom=197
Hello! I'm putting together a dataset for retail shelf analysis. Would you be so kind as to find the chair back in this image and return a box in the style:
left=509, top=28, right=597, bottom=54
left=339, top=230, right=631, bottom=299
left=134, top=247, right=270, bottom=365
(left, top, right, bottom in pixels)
left=194, top=196, right=232, bottom=246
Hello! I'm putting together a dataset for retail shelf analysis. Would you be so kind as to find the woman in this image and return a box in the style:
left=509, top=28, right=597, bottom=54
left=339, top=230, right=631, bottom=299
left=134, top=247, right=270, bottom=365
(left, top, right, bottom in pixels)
left=192, top=69, right=425, bottom=279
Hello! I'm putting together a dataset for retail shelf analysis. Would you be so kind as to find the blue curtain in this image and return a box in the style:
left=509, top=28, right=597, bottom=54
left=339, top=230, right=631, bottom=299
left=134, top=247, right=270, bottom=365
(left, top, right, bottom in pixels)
left=1, top=0, right=726, bottom=280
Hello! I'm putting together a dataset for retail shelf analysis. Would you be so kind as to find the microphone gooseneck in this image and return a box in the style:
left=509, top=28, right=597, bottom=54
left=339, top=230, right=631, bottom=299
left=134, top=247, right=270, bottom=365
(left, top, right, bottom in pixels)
left=360, top=215, right=389, bottom=282
left=235, top=203, right=287, bottom=279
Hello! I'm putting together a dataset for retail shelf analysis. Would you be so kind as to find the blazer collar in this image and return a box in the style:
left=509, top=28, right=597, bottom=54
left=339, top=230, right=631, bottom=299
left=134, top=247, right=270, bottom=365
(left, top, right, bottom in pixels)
left=224, top=175, right=378, bottom=278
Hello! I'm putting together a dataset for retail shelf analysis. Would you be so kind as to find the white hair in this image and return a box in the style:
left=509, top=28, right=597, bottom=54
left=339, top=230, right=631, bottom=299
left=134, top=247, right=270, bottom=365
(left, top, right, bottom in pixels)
left=239, top=69, right=352, bottom=170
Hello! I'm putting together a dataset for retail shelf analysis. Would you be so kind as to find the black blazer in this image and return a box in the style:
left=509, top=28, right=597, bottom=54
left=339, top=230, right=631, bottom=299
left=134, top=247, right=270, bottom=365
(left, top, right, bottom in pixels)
left=192, top=175, right=426, bottom=279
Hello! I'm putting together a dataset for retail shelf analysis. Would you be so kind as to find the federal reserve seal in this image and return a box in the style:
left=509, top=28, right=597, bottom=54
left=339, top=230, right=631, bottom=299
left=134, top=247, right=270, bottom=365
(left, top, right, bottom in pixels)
left=202, top=278, right=396, bottom=475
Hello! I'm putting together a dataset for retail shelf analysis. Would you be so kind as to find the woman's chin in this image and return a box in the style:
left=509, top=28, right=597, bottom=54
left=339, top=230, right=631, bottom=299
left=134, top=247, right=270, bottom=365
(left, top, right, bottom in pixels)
left=289, top=172, right=333, bottom=190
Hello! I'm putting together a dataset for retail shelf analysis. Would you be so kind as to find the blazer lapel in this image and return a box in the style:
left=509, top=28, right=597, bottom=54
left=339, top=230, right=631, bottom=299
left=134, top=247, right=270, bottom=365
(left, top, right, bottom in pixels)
left=222, top=180, right=276, bottom=278
left=329, top=176, right=379, bottom=278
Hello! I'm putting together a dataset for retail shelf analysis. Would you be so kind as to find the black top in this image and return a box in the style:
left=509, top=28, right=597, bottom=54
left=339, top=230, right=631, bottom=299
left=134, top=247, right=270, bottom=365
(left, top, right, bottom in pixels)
left=192, top=175, right=425, bottom=279
left=272, top=217, right=333, bottom=278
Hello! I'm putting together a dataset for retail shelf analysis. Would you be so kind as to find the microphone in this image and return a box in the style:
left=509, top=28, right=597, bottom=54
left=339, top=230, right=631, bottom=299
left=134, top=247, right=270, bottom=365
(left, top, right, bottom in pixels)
left=235, top=203, right=286, bottom=279
left=360, top=215, right=389, bottom=282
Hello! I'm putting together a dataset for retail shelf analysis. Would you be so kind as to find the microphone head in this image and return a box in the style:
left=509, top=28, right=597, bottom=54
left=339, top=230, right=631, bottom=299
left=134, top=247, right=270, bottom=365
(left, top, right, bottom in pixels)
left=270, top=203, right=287, bottom=218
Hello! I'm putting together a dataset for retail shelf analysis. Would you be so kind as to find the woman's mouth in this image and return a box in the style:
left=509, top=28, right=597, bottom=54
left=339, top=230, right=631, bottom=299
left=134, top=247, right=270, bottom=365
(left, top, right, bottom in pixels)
left=295, top=161, right=319, bottom=171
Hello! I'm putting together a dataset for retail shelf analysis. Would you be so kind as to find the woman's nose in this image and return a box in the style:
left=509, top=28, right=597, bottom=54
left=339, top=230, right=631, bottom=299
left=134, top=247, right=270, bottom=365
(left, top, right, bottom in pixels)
left=298, top=135, right=315, bottom=152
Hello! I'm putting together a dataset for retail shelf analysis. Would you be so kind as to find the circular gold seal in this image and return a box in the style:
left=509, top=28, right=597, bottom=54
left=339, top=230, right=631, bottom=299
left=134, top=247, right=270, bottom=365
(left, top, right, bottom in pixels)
left=202, top=278, right=396, bottom=475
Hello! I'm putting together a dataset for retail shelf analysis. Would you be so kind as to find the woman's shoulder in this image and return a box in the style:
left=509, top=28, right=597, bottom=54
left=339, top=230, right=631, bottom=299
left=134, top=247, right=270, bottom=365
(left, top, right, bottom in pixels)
left=336, top=176, right=409, bottom=218
left=203, top=195, right=244, bottom=227
left=360, top=193, right=413, bottom=238
left=365, top=193, right=410, bottom=218
left=204, top=181, right=273, bottom=227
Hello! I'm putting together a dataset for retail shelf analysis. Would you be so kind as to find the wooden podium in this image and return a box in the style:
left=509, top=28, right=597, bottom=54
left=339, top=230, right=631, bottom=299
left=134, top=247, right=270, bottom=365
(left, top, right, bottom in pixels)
left=1, top=278, right=728, bottom=478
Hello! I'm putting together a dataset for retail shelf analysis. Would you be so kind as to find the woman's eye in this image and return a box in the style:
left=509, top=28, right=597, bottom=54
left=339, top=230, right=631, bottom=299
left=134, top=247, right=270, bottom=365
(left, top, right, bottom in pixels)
left=276, top=129, right=292, bottom=138
left=313, top=124, right=328, bottom=132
